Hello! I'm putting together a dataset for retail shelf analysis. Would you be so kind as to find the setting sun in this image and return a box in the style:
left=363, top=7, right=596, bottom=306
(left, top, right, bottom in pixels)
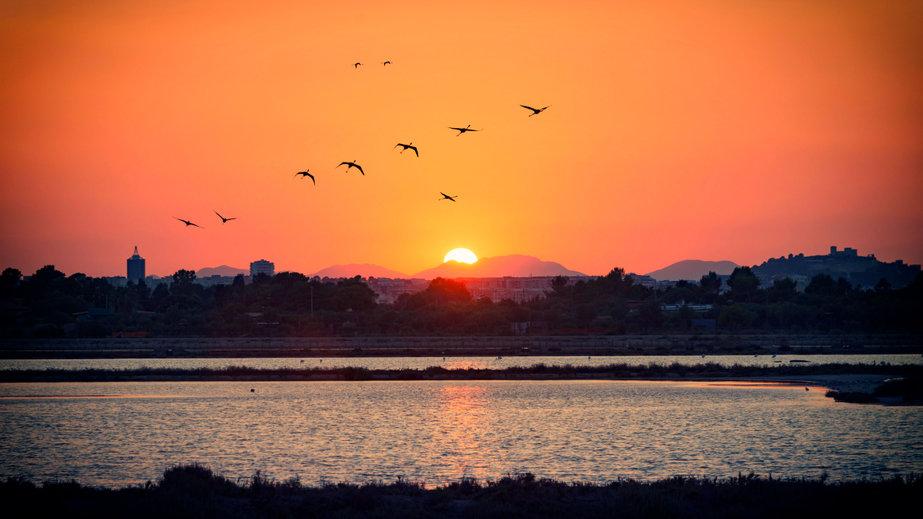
left=444, top=248, right=478, bottom=265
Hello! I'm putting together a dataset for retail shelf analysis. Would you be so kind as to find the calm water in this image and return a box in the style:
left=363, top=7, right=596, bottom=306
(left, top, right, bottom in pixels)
left=1, top=354, right=920, bottom=371
left=1, top=380, right=921, bottom=487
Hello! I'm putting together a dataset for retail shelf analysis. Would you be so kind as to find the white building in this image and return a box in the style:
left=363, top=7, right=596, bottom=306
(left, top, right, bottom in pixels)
left=249, top=259, right=275, bottom=278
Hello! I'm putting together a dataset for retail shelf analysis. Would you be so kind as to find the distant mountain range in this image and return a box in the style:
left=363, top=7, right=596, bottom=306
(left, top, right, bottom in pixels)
left=645, top=260, right=739, bottom=281
left=197, top=265, right=248, bottom=277
left=308, top=255, right=585, bottom=280
left=414, top=255, right=585, bottom=279
left=194, top=249, right=919, bottom=288
left=313, top=264, right=408, bottom=279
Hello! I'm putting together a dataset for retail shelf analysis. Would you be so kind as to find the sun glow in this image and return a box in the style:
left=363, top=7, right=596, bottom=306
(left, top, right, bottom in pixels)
left=444, top=248, right=478, bottom=264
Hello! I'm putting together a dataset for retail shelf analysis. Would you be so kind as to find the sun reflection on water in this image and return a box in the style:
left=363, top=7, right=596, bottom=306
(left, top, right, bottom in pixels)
left=436, top=385, right=489, bottom=481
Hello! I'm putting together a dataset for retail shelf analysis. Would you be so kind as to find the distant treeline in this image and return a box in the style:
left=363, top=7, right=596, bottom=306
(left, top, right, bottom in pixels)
left=1, top=265, right=921, bottom=338
left=2, top=464, right=921, bottom=519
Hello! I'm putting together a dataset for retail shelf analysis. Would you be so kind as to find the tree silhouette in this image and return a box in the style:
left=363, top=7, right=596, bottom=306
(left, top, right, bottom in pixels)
left=727, top=267, right=760, bottom=302
left=0, top=267, right=22, bottom=294
left=700, top=271, right=721, bottom=298
left=767, top=278, right=797, bottom=302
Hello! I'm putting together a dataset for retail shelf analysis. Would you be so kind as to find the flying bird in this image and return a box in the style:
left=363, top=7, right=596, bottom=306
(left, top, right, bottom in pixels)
left=338, top=160, right=365, bottom=175
left=294, top=170, right=316, bottom=185
left=175, top=217, right=202, bottom=228
left=394, top=142, right=419, bottom=157
left=449, top=124, right=480, bottom=136
left=520, top=104, right=550, bottom=116
left=439, top=192, right=458, bottom=202
left=353, top=62, right=362, bottom=68
left=382, top=60, right=392, bottom=66
left=214, top=211, right=236, bottom=224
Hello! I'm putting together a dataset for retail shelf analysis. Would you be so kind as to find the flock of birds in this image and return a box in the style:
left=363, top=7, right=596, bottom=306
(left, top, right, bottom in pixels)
left=175, top=60, right=549, bottom=229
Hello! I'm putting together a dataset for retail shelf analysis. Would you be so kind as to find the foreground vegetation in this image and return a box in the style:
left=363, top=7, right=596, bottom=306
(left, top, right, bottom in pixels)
left=2, top=464, right=920, bottom=518
left=2, top=264, right=922, bottom=338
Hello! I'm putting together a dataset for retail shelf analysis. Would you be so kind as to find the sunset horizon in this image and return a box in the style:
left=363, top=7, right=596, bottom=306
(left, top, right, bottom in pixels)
left=2, top=1, right=921, bottom=278
left=8, top=241, right=916, bottom=279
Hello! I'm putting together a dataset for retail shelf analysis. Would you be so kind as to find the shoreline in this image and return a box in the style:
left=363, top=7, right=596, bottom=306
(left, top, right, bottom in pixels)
left=4, top=364, right=918, bottom=405
left=0, top=364, right=918, bottom=402
left=2, top=363, right=915, bottom=382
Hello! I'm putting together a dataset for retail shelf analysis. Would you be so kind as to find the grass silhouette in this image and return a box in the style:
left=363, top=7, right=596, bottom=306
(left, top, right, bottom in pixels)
left=2, top=464, right=920, bottom=518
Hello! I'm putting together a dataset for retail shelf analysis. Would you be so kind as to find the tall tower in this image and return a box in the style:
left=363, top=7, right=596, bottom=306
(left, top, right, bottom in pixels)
left=127, top=245, right=146, bottom=282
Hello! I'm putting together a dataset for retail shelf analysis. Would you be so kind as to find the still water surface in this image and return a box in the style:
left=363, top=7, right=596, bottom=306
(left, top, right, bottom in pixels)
left=1, top=380, right=921, bottom=486
left=1, top=354, right=920, bottom=371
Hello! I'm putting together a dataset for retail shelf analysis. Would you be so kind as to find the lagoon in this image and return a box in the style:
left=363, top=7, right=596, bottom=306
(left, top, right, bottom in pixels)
left=1, top=379, right=921, bottom=487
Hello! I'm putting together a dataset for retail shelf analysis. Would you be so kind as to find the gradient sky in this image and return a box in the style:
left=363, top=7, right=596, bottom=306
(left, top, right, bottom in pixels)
left=1, top=0, right=921, bottom=276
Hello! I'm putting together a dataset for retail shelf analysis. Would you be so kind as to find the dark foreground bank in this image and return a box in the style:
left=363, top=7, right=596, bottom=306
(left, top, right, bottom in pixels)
left=2, top=465, right=919, bottom=519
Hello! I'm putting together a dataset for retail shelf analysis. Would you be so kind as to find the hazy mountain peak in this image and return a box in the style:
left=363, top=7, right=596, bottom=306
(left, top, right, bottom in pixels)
left=645, top=259, right=738, bottom=281
left=414, top=255, right=585, bottom=279
left=196, top=265, right=248, bottom=277
left=312, top=263, right=408, bottom=279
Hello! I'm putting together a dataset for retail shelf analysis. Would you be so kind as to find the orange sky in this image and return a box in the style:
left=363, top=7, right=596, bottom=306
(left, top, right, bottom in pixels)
left=1, top=0, right=921, bottom=276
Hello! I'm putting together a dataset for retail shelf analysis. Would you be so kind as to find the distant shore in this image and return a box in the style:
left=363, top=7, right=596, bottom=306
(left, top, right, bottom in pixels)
left=2, top=464, right=919, bottom=518
left=2, top=333, right=922, bottom=359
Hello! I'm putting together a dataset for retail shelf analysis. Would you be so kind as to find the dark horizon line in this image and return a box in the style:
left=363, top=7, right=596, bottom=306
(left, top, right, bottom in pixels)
left=4, top=244, right=921, bottom=280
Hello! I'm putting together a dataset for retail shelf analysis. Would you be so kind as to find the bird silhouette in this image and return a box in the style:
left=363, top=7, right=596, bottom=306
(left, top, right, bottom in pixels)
left=338, top=160, right=365, bottom=175
left=214, top=211, right=236, bottom=224
left=449, top=124, right=480, bottom=136
left=175, top=217, right=202, bottom=228
left=294, top=170, right=316, bottom=185
left=520, top=104, right=550, bottom=116
left=382, top=60, right=392, bottom=66
left=439, top=192, right=458, bottom=202
left=394, top=142, right=419, bottom=157
left=353, top=62, right=362, bottom=68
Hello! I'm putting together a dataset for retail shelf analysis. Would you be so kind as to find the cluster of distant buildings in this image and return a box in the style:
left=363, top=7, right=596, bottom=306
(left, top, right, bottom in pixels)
left=119, top=246, right=591, bottom=302
left=367, top=276, right=590, bottom=304
left=121, top=247, right=276, bottom=288
left=114, top=244, right=920, bottom=302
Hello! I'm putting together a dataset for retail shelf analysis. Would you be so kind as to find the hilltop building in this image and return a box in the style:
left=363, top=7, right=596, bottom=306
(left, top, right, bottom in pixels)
left=126, top=246, right=145, bottom=282
left=829, top=245, right=858, bottom=258
left=752, top=246, right=919, bottom=289
left=250, top=259, right=275, bottom=278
